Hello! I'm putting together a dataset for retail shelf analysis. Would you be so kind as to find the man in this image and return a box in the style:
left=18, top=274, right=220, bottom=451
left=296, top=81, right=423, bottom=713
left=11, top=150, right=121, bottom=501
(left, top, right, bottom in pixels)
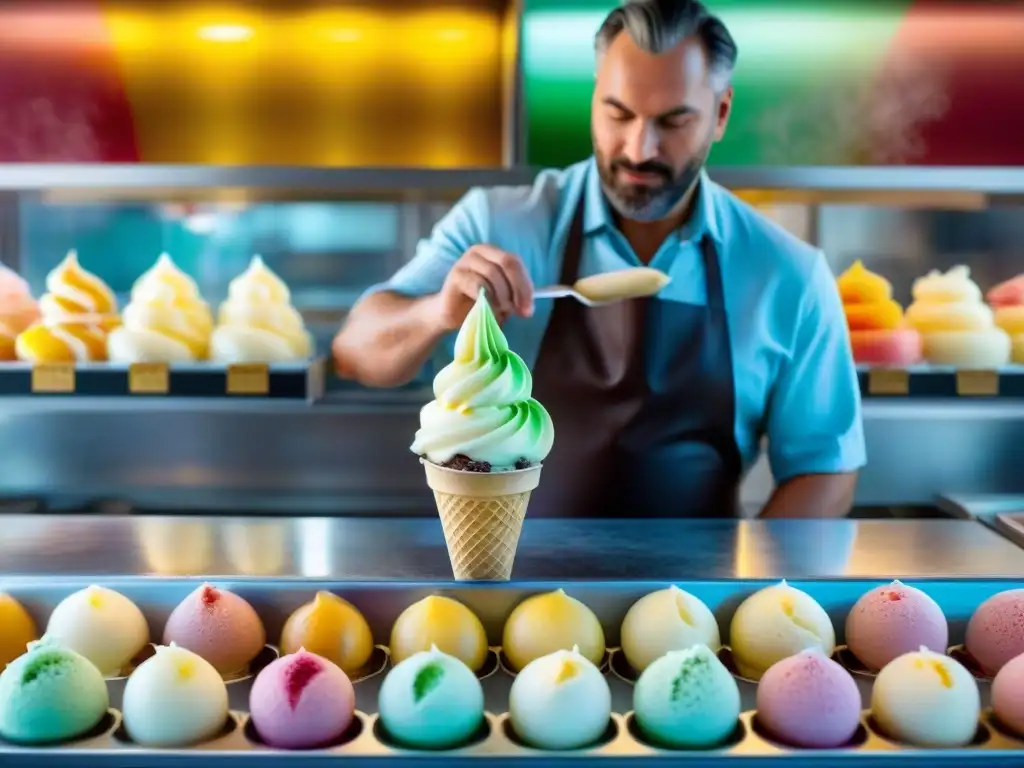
left=334, top=0, right=864, bottom=518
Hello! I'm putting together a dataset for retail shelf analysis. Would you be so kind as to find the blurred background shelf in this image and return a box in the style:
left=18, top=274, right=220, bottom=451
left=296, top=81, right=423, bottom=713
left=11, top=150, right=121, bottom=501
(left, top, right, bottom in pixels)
left=857, top=368, right=1024, bottom=399
left=2, top=166, right=1022, bottom=203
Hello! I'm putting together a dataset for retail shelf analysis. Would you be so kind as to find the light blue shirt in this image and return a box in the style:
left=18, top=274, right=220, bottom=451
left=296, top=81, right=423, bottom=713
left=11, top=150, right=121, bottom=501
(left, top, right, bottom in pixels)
left=367, top=157, right=866, bottom=482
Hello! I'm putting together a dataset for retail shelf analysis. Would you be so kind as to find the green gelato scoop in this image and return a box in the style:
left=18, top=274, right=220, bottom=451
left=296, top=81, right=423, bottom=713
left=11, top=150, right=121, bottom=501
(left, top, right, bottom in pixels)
left=0, top=638, right=109, bottom=744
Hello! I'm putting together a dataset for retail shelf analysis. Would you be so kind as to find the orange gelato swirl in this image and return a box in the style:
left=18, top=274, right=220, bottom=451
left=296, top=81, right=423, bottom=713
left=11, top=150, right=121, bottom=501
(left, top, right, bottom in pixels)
left=0, top=264, right=39, bottom=361
left=15, top=251, right=120, bottom=363
left=837, top=261, right=920, bottom=366
left=989, top=274, right=1024, bottom=363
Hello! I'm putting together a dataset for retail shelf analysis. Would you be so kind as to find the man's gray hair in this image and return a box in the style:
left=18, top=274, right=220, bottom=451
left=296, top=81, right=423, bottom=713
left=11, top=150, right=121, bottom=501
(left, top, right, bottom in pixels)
left=595, top=0, right=738, bottom=91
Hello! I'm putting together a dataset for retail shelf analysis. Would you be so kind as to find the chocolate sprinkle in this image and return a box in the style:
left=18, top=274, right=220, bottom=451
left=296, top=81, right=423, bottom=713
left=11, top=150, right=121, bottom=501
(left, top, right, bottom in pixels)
left=442, top=454, right=492, bottom=473
left=433, top=454, right=534, bottom=472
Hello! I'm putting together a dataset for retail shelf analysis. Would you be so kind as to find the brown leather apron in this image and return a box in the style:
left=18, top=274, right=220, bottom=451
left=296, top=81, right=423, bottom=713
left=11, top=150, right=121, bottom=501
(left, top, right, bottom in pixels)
left=529, top=178, right=743, bottom=518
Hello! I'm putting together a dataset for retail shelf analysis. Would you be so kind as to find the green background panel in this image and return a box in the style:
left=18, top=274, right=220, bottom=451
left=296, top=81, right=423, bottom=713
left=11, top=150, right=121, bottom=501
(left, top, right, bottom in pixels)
left=522, top=0, right=914, bottom=167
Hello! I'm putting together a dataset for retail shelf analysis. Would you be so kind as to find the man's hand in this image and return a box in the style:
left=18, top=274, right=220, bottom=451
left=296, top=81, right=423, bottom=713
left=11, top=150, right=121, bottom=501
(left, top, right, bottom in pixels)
left=437, top=245, right=534, bottom=331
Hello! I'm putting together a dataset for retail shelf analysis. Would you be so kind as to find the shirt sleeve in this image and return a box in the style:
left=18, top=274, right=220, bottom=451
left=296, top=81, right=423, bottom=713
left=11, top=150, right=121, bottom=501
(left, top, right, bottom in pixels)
left=362, top=187, right=489, bottom=299
left=766, top=253, right=866, bottom=482
left=358, top=188, right=490, bottom=379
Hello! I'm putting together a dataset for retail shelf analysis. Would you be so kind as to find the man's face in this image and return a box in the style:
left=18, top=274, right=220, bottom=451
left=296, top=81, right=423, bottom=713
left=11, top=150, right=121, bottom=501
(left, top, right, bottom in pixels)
left=592, top=33, right=733, bottom=222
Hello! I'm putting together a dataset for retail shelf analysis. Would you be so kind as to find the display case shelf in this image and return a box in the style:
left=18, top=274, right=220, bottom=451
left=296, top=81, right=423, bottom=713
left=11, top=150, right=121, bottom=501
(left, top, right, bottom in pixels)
left=0, top=360, right=326, bottom=401
left=858, top=367, right=1024, bottom=399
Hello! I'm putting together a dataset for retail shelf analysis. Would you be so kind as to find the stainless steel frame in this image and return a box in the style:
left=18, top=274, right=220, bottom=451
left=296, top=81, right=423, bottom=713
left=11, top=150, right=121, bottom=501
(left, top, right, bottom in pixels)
left=2, top=515, right=1024, bottom=765
left=0, top=166, right=1021, bottom=194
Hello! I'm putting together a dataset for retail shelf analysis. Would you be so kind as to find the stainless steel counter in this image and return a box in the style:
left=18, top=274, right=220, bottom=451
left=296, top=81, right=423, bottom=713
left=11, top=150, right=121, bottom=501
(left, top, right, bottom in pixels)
left=2, top=516, right=1023, bottom=580
left=3, top=397, right=1024, bottom=512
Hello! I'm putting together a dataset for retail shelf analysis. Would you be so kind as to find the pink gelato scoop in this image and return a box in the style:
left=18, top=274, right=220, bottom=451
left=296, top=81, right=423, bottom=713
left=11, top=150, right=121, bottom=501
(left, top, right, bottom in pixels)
left=162, top=584, right=266, bottom=676
left=756, top=648, right=862, bottom=749
left=249, top=649, right=356, bottom=749
left=845, top=580, right=948, bottom=672
left=987, top=275, right=1024, bottom=308
left=0, top=264, right=38, bottom=355
left=966, top=589, right=1024, bottom=677
left=992, top=652, right=1024, bottom=737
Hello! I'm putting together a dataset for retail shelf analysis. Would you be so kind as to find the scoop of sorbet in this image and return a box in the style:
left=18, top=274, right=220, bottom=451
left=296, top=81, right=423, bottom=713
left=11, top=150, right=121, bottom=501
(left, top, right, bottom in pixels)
left=163, top=584, right=266, bottom=676
left=756, top=648, right=862, bottom=749
left=992, top=652, right=1024, bottom=737
left=965, top=589, right=1024, bottom=677
left=248, top=650, right=356, bottom=749
left=845, top=580, right=948, bottom=672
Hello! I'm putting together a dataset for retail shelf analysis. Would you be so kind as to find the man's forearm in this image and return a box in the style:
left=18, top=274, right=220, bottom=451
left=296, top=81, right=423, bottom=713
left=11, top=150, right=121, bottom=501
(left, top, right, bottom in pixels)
left=759, top=472, right=858, bottom=518
left=333, top=292, right=448, bottom=387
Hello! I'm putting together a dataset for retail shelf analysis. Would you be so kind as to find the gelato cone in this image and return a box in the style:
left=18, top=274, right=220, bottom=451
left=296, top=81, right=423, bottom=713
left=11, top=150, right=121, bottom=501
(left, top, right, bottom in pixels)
left=107, top=253, right=213, bottom=363
left=209, top=255, right=312, bottom=363
left=413, top=289, right=554, bottom=581
left=0, top=264, right=39, bottom=361
left=15, top=251, right=118, bottom=363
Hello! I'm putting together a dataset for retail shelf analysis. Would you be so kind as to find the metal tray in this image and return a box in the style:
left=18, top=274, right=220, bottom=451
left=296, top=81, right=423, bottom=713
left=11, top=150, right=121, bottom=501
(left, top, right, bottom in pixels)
left=0, top=578, right=1022, bottom=765
left=0, top=358, right=326, bottom=401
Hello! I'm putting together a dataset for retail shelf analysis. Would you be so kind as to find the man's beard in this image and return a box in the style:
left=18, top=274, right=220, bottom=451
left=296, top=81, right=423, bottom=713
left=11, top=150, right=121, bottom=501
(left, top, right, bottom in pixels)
left=595, top=131, right=713, bottom=223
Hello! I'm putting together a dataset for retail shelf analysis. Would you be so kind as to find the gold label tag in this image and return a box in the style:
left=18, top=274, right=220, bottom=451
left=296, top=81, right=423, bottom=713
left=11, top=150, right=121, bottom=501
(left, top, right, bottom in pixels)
left=868, top=369, right=909, bottom=396
left=956, top=370, right=999, bottom=396
left=227, top=364, right=269, bottom=395
left=128, top=363, right=169, bottom=394
left=31, top=363, right=75, bottom=393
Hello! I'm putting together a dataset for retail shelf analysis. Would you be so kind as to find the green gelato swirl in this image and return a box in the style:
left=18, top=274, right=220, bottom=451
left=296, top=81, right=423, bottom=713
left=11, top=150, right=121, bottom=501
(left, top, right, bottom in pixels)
left=411, top=289, right=554, bottom=469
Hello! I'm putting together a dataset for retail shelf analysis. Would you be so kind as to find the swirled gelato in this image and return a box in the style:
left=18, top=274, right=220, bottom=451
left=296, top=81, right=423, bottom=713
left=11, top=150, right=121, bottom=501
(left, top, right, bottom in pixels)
left=412, top=289, right=554, bottom=471
left=0, top=264, right=38, bottom=361
left=837, top=261, right=921, bottom=366
left=906, top=266, right=1009, bottom=367
left=989, top=274, right=1024, bottom=364
left=209, top=256, right=312, bottom=363
left=107, top=253, right=213, bottom=363
left=16, top=251, right=119, bottom=362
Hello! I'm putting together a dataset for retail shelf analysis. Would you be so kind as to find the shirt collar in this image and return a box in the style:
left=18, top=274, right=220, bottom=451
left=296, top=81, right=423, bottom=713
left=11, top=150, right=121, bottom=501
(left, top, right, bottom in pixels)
left=582, top=156, right=722, bottom=245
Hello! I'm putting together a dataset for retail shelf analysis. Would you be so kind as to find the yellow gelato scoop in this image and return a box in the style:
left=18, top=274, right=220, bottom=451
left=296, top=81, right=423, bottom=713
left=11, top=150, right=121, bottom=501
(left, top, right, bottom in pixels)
left=502, top=589, right=605, bottom=672
left=620, top=586, right=721, bottom=673
left=0, top=593, right=37, bottom=669
left=728, top=580, right=835, bottom=681
left=108, top=253, right=213, bottom=363
left=389, top=595, right=489, bottom=672
left=210, top=255, right=312, bottom=363
left=836, top=260, right=893, bottom=304
left=571, top=267, right=671, bottom=304
left=280, top=591, right=374, bottom=675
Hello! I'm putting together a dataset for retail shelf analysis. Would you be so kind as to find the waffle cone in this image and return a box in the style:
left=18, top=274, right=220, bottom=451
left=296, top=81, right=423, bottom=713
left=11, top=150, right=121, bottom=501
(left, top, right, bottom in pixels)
left=421, top=460, right=542, bottom=581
